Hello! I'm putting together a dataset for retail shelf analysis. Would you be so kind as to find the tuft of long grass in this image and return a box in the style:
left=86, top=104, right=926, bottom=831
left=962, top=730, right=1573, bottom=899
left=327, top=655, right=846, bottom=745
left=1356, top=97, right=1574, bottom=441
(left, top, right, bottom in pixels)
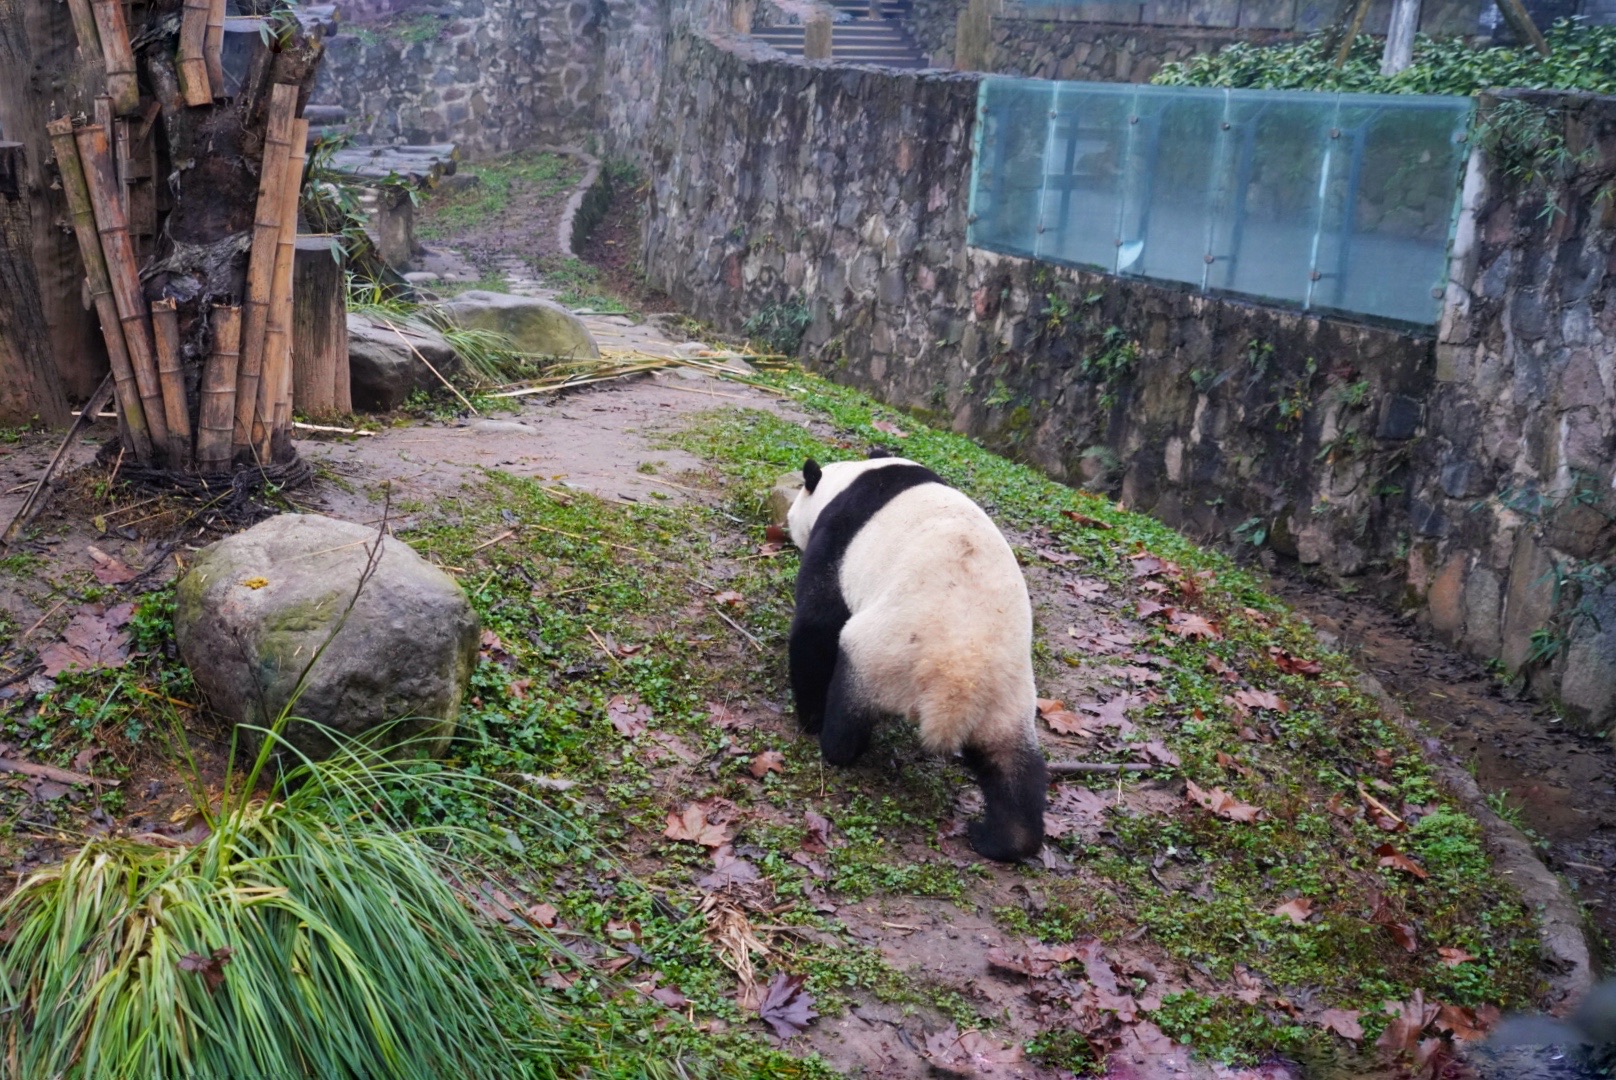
left=0, top=747, right=624, bottom=1079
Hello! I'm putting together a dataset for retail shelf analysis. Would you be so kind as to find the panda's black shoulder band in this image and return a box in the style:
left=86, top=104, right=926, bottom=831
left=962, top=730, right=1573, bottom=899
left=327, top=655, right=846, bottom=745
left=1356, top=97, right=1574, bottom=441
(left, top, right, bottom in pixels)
left=800, top=464, right=944, bottom=577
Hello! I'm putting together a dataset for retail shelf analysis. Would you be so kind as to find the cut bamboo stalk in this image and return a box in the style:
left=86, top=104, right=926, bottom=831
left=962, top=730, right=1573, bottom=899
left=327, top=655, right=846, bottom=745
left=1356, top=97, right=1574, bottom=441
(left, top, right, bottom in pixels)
left=65, top=0, right=101, bottom=58
left=261, top=117, right=309, bottom=462
left=197, top=304, right=241, bottom=473
left=93, top=95, right=112, bottom=140
left=151, top=299, right=193, bottom=468
left=47, top=119, right=153, bottom=465
left=90, top=0, right=139, bottom=115
left=234, top=82, right=299, bottom=460
left=178, top=0, right=213, bottom=107
left=113, top=115, right=132, bottom=222
left=76, top=122, right=170, bottom=461
left=204, top=0, right=227, bottom=95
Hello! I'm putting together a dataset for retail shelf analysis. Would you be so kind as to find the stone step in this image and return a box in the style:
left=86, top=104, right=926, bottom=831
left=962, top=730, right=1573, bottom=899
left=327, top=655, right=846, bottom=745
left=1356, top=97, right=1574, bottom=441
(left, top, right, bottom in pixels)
left=754, top=27, right=912, bottom=40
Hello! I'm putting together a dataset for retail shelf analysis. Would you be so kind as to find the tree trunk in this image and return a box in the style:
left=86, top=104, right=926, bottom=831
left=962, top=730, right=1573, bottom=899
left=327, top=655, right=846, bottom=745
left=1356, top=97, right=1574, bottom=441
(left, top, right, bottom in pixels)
left=292, top=237, right=350, bottom=417
left=0, top=141, right=67, bottom=426
left=1379, top=0, right=1420, bottom=76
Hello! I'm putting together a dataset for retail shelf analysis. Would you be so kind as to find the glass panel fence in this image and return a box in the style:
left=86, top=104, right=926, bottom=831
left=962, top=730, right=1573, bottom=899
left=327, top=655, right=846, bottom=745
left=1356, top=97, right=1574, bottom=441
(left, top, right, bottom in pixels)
left=967, top=78, right=1474, bottom=328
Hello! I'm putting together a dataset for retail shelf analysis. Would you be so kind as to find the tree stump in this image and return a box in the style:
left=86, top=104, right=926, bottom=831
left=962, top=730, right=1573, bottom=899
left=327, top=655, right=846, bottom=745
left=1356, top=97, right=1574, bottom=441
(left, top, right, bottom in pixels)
left=292, top=237, right=350, bottom=417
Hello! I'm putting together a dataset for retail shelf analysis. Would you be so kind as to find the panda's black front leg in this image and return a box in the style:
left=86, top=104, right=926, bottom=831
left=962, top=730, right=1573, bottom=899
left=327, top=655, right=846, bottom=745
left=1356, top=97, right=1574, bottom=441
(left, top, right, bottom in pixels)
left=960, top=741, right=1048, bottom=862
left=788, top=615, right=840, bottom=735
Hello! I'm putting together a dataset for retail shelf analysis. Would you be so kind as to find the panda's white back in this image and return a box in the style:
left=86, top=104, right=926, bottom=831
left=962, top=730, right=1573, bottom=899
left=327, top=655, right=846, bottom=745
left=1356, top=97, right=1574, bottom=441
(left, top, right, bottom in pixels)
left=837, top=480, right=1036, bottom=757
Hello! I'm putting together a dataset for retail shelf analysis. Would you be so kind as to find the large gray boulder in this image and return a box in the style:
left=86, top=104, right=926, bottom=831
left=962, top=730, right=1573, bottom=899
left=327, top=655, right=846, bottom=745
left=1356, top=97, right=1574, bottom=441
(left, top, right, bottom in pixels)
left=439, top=290, right=600, bottom=359
left=174, top=513, right=479, bottom=762
left=347, top=314, right=459, bottom=412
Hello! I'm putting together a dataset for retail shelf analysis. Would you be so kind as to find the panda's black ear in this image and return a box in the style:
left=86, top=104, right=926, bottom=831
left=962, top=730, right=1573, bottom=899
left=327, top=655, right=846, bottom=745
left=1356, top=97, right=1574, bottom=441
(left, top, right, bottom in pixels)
left=803, top=459, right=822, bottom=493
left=868, top=446, right=893, bottom=459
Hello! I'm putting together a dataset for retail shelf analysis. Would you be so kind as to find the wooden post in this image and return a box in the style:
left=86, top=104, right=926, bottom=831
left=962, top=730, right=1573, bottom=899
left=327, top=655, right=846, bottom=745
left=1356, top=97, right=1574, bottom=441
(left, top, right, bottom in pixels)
left=75, top=122, right=170, bottom=461
left=197, top=304, right=241, bottom=473
left=292, top=237, right=349, bottom=416
left=204, top=0, right=227, bottom=95
left=89, top=0, right=139, bottom=115
left=178, top=0, right=212, bottom=106
left=1380, top=0, right=1420, bottom=76
left=803, top=11, right=832, bottom=61
left=1332, top=0, right=1374, bottom=70
left=235, top=82, right=298, bottom=459
left=261, top=117, right=309, bottom=461
left=0, top=143, right=70, bottom=428
left=47, top=119, right=152, bottom=462
left=1497, top=0, right=1550, bottom=57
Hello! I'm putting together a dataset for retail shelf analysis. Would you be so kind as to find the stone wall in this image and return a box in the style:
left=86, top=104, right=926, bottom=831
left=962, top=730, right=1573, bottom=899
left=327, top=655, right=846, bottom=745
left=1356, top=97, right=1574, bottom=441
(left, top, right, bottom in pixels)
left=638, top=28, right=1616, bottom=730
left=989, top=20, right=1293, bottom=82
left=309, top=0, right=600, bottom=155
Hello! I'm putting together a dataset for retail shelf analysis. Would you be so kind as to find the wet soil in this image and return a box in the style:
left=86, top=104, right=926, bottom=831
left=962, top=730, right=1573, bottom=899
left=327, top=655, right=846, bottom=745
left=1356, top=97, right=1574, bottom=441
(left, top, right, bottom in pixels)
left=576, top=176, right=679, bottom=314
left=1264, top=570, right=1616, bottom=969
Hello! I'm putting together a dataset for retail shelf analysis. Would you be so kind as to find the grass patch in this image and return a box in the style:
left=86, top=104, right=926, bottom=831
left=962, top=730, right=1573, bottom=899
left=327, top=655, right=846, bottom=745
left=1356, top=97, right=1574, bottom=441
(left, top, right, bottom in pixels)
left=417, top=152, right=579, bottom=242
left=533, top=255, right=635, bottom=314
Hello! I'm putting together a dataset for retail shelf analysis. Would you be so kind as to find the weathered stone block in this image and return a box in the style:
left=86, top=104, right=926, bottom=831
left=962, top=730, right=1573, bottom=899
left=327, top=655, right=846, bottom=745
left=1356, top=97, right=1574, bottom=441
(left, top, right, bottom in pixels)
left=175, top=514, right=479, bottom=763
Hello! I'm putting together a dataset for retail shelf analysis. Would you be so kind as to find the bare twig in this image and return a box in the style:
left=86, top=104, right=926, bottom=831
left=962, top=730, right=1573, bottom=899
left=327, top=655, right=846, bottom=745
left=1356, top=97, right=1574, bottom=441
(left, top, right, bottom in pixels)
left=0, top=757, right=119, bottom=787
left=715, top=610, right=764, bottom=654
left=1047, top=761, right=1156, bottom=775
left=1, top=375, right=115, bottom=546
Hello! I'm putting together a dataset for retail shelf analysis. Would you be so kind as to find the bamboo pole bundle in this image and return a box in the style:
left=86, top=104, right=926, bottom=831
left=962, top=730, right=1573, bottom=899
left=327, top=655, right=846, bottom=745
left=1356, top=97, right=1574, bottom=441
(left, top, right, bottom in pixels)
left=151, top=299, right=193, bottom=468
left=48, top=119, right=151, bottom=465
left=65, top=0, right=101, bottom=58
left=76, top=123, right=169, bottom=461
left=89, top=0, right=139, bottom=115
left=260, top=117, right=309, bottom=462
left=204, top=0, right=227, bottom=95
left=178, top=0, right=213, bottom=107
left=197, top=304, right=241, bottom=473
left=234, top=82, right=299, bottom=460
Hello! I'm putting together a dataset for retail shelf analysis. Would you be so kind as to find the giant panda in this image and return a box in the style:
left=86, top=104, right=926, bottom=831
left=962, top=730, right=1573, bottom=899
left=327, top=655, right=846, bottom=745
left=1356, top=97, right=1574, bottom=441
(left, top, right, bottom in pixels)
left=785, top=450, right=1047, bottom=862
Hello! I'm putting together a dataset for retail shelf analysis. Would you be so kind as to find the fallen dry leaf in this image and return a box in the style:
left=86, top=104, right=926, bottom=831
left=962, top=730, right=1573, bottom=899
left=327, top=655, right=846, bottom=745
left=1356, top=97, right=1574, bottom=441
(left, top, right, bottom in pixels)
left=650, top=984, right=690, bottom=1009
left=1232, top=688, right=1286, bottom=713
left=1377, top=991, right=1440, bottom=1057
left=1433, top=1004, right=1494, bottom=1043
left=1270, top=646, right=1324, bottom=676
left=1041, top=705, right=1099, bottom=737
left=1436, top=947, right=1476, bottom=967
left=1318, top=1008, right=1364, bottom=1041
left=706, top=701, right=746, bottom=729
left=1375, top=843, right=1430, bottom=880
left=1166, top=611, right=1221, bottom=640
left=87, top=546, right=137, bottom=585
left=38, top=603, right=133, bottom=676
left=1129, top=553, right=1167, bottom=578
left=1135, top=739, right=1180, bottom=767
left=1185, top=779, right=1262, bottom=823
left=664, top=804, right=731, bottom=848
left=1077, top=694, right=1140, bottom=734
left=922, top=1025, right=1024, bottom=1069
left=1370, top=897, right=1419, bottom=954
left=870, top=419, right=908, bottom=439
left=1273, top=897, right=1314, bottom=925
left=749, top=751, right=785, bottom=779
left=527, top=903, right=559, bottom=927
left=1044, top=785, right=1110, bottom=840
left=177, top=946, right=234, bottom=994
left=1034, top=546, right=1084, bottom=566
left=1036, top=697, right=1065, bottom=716
left=1135, top=598, right=1169, bottom=619
left=764, top=524, right=789, bottom=544
left=1061, top=509, right=1111, bottom=530
left=607, top=694, right=653, bottom=738
left=985, top=940, right=1081, bottom=978
left=697, top=846, right=761, bottom=890
left=757, top=973, right=817, bottom=1039
left=1068, top=578, right=1110, bottom=600
left=802, top=809, right=833, bottom=853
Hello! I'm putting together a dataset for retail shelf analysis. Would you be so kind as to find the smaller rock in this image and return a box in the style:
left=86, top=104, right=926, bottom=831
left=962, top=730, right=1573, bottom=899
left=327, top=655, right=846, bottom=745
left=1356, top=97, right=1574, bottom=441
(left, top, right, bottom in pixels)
left=439, top=290, right=600, bottom=359
left=468, top=418, right=535, bottom=435
left=436, top=172, right=483, bottom=193
left=768, top=471, right=803, bottom=528
left=347, top=313, right=460, bottom=412
left=403, top=271, right=441, bottom=285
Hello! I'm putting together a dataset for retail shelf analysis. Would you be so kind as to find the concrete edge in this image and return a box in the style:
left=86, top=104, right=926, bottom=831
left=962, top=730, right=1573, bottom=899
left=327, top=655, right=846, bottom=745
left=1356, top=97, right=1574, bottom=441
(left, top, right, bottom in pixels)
left=1358, top=673, right=1595, bottom=1015
left=540, top=145, right=605, bottom=260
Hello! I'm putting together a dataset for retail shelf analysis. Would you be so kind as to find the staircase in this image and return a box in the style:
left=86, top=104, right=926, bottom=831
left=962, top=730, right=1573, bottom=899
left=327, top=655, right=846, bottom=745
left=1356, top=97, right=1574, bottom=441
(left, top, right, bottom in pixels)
left=751, top=0, right=928, bottom=69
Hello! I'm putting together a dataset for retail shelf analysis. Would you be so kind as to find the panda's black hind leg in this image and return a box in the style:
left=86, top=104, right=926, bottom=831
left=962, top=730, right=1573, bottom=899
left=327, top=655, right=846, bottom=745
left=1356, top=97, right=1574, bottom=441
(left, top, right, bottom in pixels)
left=789, top=616, right=841, bottom=736
left=961, top=742, right=1048, bottom=862
left=819, top=654, right=879, bottom=766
